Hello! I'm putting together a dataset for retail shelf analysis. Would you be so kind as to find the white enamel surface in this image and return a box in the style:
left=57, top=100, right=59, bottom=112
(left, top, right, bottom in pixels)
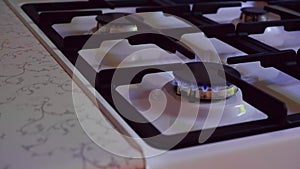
left=210, top=38, right=247, bottom=64
left=204, top=6, right=243, bottom=24
left=146, top=127, right=300, bottom=169
left=116, top=72, right=267, bottom=135
left=78, top=39, right=192, bottom=71
left=251, top=29, right=300, bottom=51
left=210, top=38, right=246, bottom=56
left=78, top=35, right=246, bottom=72
left=181, top=33, right=221, bottom=63
left=234, top=62, right=300, bottom=115
left=53, top=15, right=98, bottom=37
left=52, top=7, right=137, bottom=38
left=138, top=12, right=191, bottom=29
left=53, top=10, right=191, bottom=38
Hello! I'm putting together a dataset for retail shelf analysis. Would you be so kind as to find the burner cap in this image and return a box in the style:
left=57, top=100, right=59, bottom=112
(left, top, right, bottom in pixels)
left=240, top=7, right=267, bottom=22
left=173, top=62, right=240, bottom=87
left=172, top=62, right=240, bottom=101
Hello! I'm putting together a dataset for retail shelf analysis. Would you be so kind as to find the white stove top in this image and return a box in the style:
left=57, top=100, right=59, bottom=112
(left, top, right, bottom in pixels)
left=5, top=0, right=300, bottom=168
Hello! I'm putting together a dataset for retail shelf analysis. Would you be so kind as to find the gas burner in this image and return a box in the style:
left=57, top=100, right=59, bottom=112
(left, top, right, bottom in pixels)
left=172, top=62, right=240, bottom=102
left=95, top=13, right=138, bottom=33
left=240, top=7, right=267, bottom=22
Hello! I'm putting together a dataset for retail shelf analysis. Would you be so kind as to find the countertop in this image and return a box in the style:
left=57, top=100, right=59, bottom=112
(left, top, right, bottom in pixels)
left=0, top=1, right=144, bottom=169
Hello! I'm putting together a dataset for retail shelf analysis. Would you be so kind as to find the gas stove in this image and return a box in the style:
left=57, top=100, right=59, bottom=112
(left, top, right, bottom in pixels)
left=5, top=0, right=300, bottom=168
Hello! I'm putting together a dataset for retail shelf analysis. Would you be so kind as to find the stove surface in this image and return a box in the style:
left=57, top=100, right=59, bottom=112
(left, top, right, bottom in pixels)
left=5, top=0, right=300, bottom=168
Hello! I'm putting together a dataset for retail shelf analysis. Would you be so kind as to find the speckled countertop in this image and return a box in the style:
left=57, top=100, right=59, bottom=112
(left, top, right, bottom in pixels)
left=0, top=1, right=144, bottom=169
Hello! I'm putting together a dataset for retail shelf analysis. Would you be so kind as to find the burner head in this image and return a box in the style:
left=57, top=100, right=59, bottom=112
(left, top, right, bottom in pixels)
left=95, top=13, right=138, bottom=33
left=172, top=62, right=240, bottom=102
left=240, top=7, right=267, bottom=22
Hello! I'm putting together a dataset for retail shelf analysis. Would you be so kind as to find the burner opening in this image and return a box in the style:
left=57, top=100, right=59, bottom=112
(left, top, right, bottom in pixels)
left=95, top=13, right=138, bottom=33
left=172, top=62, right=240, bottom=102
